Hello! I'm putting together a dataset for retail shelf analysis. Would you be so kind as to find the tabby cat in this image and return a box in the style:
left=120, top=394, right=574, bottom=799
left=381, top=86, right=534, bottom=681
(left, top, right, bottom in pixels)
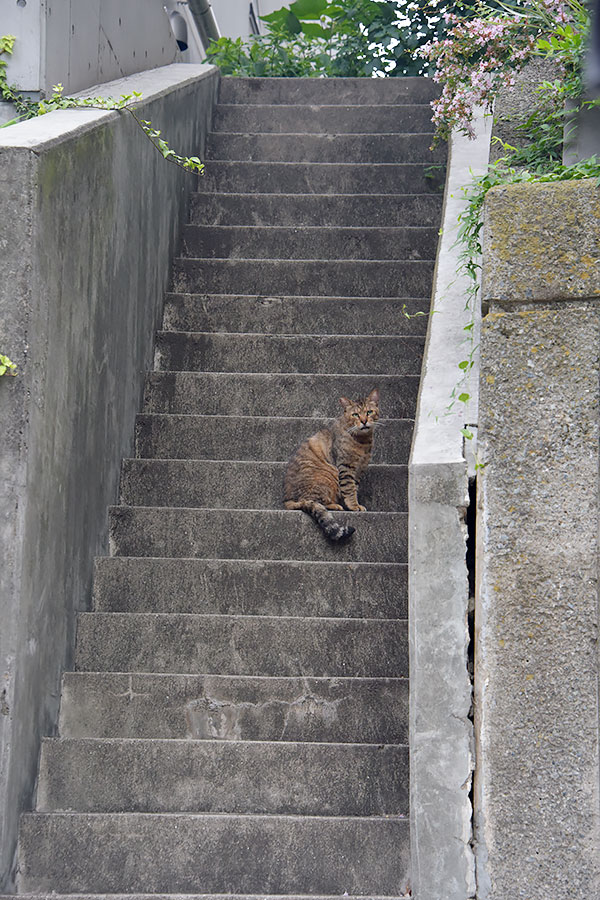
left=283, top=388, right=379, bottom=541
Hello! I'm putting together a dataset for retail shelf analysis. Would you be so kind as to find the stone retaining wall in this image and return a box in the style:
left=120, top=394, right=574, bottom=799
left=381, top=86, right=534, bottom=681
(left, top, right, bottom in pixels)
left=475, top=179, right=600, bottom=898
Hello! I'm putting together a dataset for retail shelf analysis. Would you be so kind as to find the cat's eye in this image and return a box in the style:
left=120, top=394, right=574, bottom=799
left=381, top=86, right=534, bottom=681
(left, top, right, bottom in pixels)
left=367, top=410, right=373, bottom=415
left=352, top=412, right=359, bottom=417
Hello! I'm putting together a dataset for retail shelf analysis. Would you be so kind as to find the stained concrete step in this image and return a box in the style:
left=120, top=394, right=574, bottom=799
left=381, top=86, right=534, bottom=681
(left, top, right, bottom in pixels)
left=92, top=557, right=408, bottom=618
left=180, top=224, right=438, bottom=261
left=18, top=812, right=410, bottom=894
left=203, top=160, right=444, bottom=194
left=74, top=613, right=407, bottom=677
left=5, top=895, right=410, bottom=900
left=120, top=459, right=407, bottom=512
left=154, top=332, right=425, bottom=375
left=162, top=294, right=430, bottom=336
left=37, top=738, right=408, bottom=816
left=212, top=103, right=434, bottom=134
left=135, top=414, right=414, bottom=464
left=109, top=507, right=407, bottom=563
left=6, top=894, right=409, bottom=900
left=143, top=373, right=418, bottom=419
left=206, top=131, right=443, bottom=164
left=219, top=73, right=440, bottom=104
left=171, top=258, right=435, bottom=298
left=60, top=672, right=408, bottom=743
left=190, top=191, right=443, bottom=227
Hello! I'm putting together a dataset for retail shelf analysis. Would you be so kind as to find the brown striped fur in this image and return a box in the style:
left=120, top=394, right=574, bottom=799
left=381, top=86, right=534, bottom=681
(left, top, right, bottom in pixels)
left=284, top=389, right=379, bottom=541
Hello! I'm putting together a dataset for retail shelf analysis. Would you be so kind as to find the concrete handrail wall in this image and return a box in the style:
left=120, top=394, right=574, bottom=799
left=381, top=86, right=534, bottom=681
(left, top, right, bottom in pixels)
left=409, top=111, right=491, bottom=900
left=0, top=62, right=219, bottom=889
left=475, top=179, right=600, bottom=898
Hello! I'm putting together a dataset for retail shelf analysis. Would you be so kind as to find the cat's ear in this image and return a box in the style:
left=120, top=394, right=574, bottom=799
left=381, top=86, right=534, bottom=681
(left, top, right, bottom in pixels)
left=367, top=388, right=379, bottom=406
left=339, top=396, right=351, bottom=409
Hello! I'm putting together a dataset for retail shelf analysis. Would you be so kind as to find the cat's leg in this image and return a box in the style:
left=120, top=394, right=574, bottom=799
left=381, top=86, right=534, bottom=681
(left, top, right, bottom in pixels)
left=337, top=464, right=367, bottom=512
left=326, top=503, right=345, bottom=510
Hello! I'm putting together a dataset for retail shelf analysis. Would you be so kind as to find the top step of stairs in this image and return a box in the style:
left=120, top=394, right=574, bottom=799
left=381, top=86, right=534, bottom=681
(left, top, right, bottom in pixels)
left=219, top=76, right=440, bottom=105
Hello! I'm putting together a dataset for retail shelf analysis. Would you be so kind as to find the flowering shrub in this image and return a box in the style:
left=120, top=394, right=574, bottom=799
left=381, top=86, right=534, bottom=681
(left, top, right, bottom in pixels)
left=419, top=0, right=588, bottom=141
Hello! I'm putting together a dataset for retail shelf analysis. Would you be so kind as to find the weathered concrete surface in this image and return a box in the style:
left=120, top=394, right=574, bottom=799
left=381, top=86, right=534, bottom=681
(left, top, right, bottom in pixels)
left=476, top=178, right=600, bottom=898
left=482, top=179, right=600, bottom=303
left=37, top=737, right=409, bottom=815
left=0, top=63, right=219, bottom=890
left=59, top=672, right=409, bottom=743
left=409, top=111, right=492, bottom=900
left=17, top=812, right=410, bottom=895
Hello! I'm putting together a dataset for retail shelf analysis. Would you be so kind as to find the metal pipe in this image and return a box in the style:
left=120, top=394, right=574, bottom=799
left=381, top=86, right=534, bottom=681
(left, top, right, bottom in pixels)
left=187, top=0, right=220, bottom=48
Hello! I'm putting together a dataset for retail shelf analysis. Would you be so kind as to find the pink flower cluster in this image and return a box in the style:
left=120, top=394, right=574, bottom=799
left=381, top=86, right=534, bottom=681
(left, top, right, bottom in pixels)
left=420, top=2, right=573, bottom=140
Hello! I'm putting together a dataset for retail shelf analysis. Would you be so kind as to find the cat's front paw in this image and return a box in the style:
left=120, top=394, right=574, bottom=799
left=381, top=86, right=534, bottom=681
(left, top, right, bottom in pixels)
left=357, top=504, right=367, bottom=512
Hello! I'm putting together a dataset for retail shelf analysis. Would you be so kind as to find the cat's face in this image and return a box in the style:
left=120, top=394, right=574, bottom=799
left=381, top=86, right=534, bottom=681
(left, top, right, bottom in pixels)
left=339, top=389, right=380, bottom=434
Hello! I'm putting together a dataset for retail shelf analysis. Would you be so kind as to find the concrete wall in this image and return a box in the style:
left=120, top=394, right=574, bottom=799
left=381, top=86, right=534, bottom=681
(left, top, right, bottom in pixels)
left=475, top=179, right=600, bottom=897
left=409, top=110, right=491, bottom=900
left=0, top=62, right=220, bottom=890
left=3, top=0, right=182, bottom=95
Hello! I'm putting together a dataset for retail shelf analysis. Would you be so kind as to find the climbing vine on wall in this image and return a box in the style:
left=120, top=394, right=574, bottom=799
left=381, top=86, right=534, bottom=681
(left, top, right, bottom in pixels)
left=0, top=35, right=206, bottom=376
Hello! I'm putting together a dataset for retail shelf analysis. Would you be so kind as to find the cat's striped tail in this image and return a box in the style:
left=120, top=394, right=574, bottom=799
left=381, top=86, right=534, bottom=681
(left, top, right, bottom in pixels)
left=284, top=500, right=355, bottom=542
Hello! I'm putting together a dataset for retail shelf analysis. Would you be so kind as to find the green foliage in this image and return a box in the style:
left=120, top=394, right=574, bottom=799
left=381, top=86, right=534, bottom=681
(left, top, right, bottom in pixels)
left=0, top=354, right=17, bottom=377
left=0, top=43, right=204, bottom=175
left=205, top=0, right=480, bottom=78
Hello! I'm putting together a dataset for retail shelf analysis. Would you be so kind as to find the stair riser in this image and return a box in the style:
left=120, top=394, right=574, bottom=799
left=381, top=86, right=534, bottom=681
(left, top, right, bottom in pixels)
left=203, top=161, right=445, bottom=194
left=93, top=557, right=408, bottom=618
left=162, top=294, right=430, bottom=336
left=154, top=332, right=424, bottom=376
left=120, top=459, right=407, bottom=512
left=212, top=104, right=434, bottom=133
left=18, top=813, right=410, bottom=895
left=181, top=224, right=439, bottom=261
left=108, top=507, right=407, bottom=564
left=60, top=672, right=408, bottom=743
left=190, top=192, right=444, bottom=227
left=75, top=612, right=407, bottom=678
left=171, top=259, right=435, bottom=299
left=206, top=132, right=444, bottom=164
left=219, top=75, right=440, bottom=104
left=38, top=740, right=408, bottom=816
left=135, top=414, right=414, bottom=465
left=143, top=373, right=419, bottom=419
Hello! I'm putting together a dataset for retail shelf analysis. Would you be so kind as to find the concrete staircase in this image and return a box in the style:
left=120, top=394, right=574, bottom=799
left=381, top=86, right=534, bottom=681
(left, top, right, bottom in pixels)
left=14, top=76, right=444, bottom=898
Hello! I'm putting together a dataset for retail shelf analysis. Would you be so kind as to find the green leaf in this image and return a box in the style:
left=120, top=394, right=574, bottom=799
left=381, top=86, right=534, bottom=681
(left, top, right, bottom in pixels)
left=461, top=427, right=474, bottom=440
left=458, top=392, right=470, bottom=403
left=289, top=0, right=330, bottom=18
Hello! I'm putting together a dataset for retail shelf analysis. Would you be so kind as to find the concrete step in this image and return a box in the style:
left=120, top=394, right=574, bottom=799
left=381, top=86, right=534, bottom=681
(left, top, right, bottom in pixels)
left=180, top=224, right=438, bottom=261
left=37, top=738, right=408, bottom=816
left=219, top=74, right=440, bottom=104
left=5, top=895, right=411, bottom=900
left=190, top=191, right=443, bottom=227
left=154, top=332, right=425, bottom=375
left=171, top=258, right=435, bottom=298
left=59, top=672, right=408, bottom=743
left=92, top=557, right=408, bottom=618
left=203, top=160, right=445, bottom=194
left=120, top=459, right=407, bottom=512
left=162, top=294, right=430, bottom=336
left=18, top=812, right=410, bottom=894
left=108, top=507, right=407, bottom=563
left=135, top=413, right=413, bottom=464
left=212, top=103, right=434, bottom=134
left=75, top=612, right=407, bottom=677
left=206, top=131, right=443, bottom=164
left=142, top=373, right=418, bottom=419
left=6, top=894, right=409, bottom=900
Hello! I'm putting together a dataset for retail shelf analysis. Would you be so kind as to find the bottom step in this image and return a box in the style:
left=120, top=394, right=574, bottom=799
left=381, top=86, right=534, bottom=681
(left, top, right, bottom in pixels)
left=19, top=812, right=409, bottom=895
